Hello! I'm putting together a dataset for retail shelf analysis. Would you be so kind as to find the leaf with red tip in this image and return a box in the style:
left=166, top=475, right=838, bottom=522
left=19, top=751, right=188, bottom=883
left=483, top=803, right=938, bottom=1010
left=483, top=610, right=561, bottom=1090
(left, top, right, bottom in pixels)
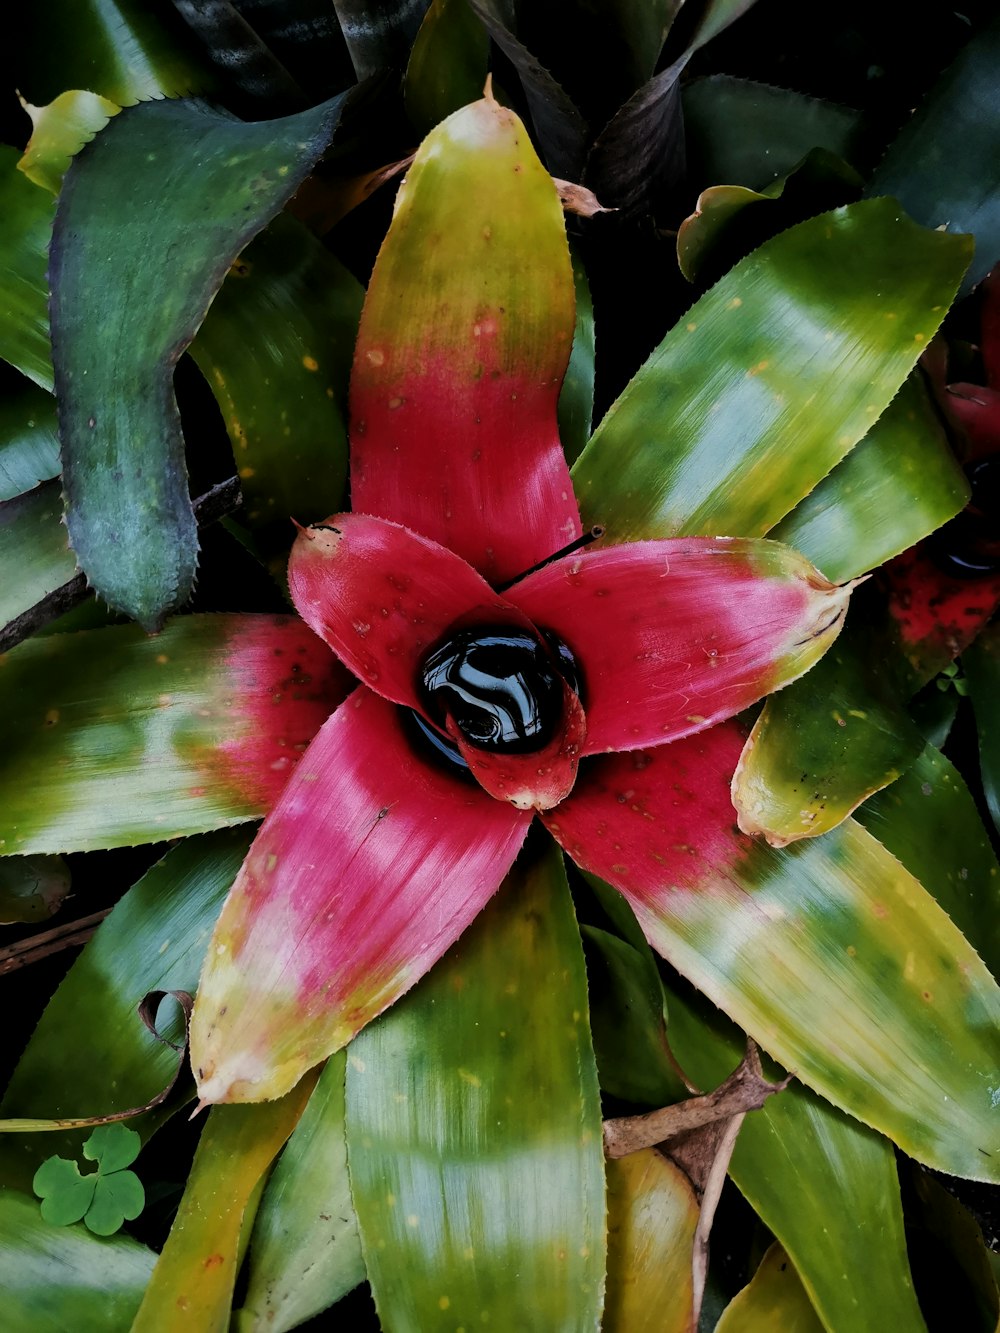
left=349, top=97, right=582, bottom=585
left=544, top=723, right=1000, bottom=1180
left=447, top=677, right=587, bottom=811
left=287, top=513, right=511, bottom=711
left=0, top=614, right=346, bottom=854
left=506, top=537, right=852, bottom=755
left=191, top=688, right=531, bottom=1105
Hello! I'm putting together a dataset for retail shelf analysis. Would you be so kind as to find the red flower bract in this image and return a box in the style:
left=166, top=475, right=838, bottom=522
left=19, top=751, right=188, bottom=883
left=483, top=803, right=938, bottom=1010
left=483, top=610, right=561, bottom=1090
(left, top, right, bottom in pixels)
left=190, top=96, right=851, bottom=1105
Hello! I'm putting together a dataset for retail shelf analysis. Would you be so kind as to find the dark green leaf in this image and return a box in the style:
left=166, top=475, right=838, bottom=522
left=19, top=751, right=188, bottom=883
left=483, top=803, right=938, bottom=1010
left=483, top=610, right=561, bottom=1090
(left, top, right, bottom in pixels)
left=557, top=251, right=595, bottom=464
left=17, top=0, right=211, bottom=105
left=191, top=213, right=362, bottom=556
left=334, top=0, right=429, bottom=77
left=404, top=0, right=490, bottom=135
left=963, top=624, right=1000, bottom=839
left=50, top=93, right=348, bottom=628
left=868, top=17, right=1000, bottom=295
left=715, top=1243, right=825, bottom=1332
left=682, top=75, right=866, bottom=192
left=0, top=853, right=71, bottom=924
left=573, top=200, right=971, bottom=541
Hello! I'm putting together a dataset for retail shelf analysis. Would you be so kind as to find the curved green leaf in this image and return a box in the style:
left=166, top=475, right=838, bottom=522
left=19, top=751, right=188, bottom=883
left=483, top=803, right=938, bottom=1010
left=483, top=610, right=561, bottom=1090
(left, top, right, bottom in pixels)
left=345, top=843, right=605, bottom=1332
left=868, top=16, right=1000, bottom=295
left=604, top=1150, right=698, bottom=1333
left=0, top=482, right=78, bottom=633
left=964, top=625, right=1000, bottom=840
left=0, top=614, right=343, bottom=853
left=0, top=830, right=251, bottom=1189
left=558, top=250, right=596, bottom=465
left=732, top=617, right=924, bottom=845
left=0, top=378, right=60, bottom=501
left=662, top=981, right=926, bottom=1333
left=682, top=75, right=866, bottom=192
left=857, top=742, right=1000, bottom=978
left=771, top=372, right=970, bottom=582
left=0, top=147, right=54, bottom=392
left=190, top=213, right=363, bottom=556
left=132, top=1083, right=315, bottom=1333
left=715, top=1243, right=825, bottom=1333
left=0, top=1189, right=155, bottom=1331
left=677, top=148, right=862, bottom=284
left=572, top=200, right=971, bottom=541
left=18, top=91, right=121, bottom=195
left=334, top=0, right=428, bottom=77
left=404, top=0, right=489, bottom=135
left=238, top=1052, right=365, bottom=1332
left=33, top=1156, right=98, bottom=1225
left=50, top=93, right=348, bottom=628
left=17, top=0, right=211, bottom=106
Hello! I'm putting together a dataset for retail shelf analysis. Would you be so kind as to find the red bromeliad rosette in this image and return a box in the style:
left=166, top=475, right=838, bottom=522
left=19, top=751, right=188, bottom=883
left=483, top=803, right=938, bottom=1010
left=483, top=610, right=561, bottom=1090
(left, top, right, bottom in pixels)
left=190, top=96, right=852, bottom=1104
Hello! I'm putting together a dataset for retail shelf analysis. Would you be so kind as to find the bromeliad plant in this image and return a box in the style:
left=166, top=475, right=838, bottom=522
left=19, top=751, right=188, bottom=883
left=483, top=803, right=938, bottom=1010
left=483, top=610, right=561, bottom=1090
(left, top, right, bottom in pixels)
left=2, top=6, right=1000, bottom=1332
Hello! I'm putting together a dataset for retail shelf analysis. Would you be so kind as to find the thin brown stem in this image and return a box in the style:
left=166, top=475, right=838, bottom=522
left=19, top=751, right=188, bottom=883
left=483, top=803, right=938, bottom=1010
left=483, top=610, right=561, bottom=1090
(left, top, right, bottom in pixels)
left=0, top=909, right=111, bottom=975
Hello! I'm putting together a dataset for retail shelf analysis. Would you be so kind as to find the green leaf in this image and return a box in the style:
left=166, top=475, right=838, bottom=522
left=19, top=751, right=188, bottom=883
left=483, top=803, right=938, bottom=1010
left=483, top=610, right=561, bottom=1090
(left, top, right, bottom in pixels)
left=0, top=482, right=78, bottom=637
left=868, top=16, right=1000, bottom=295
left=604, top=1150, right=698, bottom=1333
left=404, top=0, right=490, bottom=135
left=0, top=1189, right=155, bottom=1331
left=771, top=372, right=970, bottom=582
left=84, top=1170, right=145, bottom=1238
left=715, top=1243, right=825, bottom=1333
left=677, top=148, right=863, bottom=284
left=732, top=616, right=925, bottom=845
left=33, top=1156, right=98, bottom=1226
left=334, top=0, right=429, bottom=77
left=82, top=1125, right=140, bottom=1175
left=963, top=625, right=1000, bottom=839
left=190, top=213, right=363, bottom=556
left=0, top=377, right=60, bottom=501
left=682, top=75, right=866, bottom=192
left=572, top=199, right=971, bottom=541
left=238, top=1052, right=364, bottom=1332
left=662, top=980, right=926, bottom=1333
left=581, top=925, right=683, bottom=1105
left=17, top=0, right=211, bottom=106
left=50, top=94, right=348, bottom=629
left=0, top=830, right=252, bottom=1190
left=0, top=853, right=70, bottom=924
left=345, top=843, right=605, bottom=1332
left=18, top=91, right=121, bottom=195
left=857, top=742, right=1000, bottom=978
left=558, top=250, right=596, bottom=465
left=0, top=614, right=343, bottom=853
left=131, top=1083, right=315, bottom=1333
left=0, top=147, right=54, bottom=392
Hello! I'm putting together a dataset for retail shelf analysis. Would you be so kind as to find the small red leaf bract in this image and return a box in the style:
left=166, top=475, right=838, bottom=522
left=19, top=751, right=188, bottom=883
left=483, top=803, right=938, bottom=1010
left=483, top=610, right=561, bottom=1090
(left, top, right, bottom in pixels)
left=349, top=95, right=582, bottom=585
left=507, top=538, right=852, bottom=755
left=287, top=512, right=510, bottom=713
left=191, top=688, right=531, bottom=1104
left=447, top=676, right=587, bottom=811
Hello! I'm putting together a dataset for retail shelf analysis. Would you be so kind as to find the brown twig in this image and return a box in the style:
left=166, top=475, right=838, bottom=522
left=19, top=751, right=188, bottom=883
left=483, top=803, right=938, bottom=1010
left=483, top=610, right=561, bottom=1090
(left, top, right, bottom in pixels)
left=0, top=908, right=112, bottom=974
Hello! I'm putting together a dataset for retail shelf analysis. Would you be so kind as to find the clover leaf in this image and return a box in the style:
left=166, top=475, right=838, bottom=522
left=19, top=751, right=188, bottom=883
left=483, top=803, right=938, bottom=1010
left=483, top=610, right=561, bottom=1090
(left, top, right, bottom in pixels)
left=32, top=1124, right=145, bottom=1235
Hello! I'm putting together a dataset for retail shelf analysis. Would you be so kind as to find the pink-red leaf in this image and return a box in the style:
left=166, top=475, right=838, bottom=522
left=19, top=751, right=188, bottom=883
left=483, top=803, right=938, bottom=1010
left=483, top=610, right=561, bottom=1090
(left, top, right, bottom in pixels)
left=506, top=537, right=852, bottom=754
left=191, top=688, right=531, bottom=1104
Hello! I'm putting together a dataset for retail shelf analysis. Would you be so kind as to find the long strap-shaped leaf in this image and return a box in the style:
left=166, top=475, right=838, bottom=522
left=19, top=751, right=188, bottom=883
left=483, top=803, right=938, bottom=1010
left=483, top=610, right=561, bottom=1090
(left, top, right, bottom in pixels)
left=572, top=199, right=971, bottom=542
left=50, top=93, right=348, bottom=629
left=345, top=843, right=606, bottom=1332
